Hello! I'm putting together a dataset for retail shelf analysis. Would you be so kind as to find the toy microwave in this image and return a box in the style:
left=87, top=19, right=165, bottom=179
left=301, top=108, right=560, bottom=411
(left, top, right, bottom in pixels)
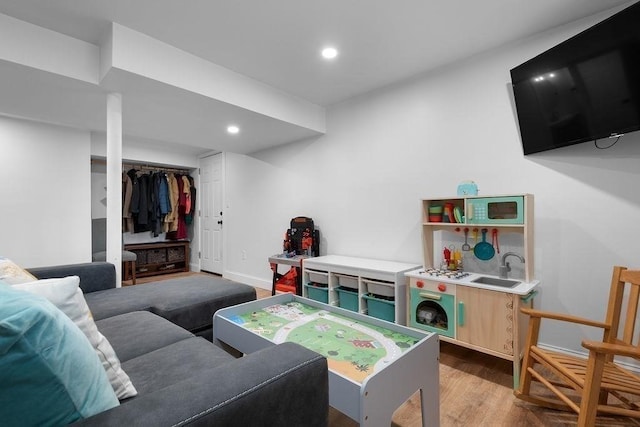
left=466, top=196, right=524, bottom=225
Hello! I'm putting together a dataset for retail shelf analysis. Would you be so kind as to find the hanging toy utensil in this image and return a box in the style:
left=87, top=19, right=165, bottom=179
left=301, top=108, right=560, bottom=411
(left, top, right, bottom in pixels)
left=492, top=228, right=500, bottom=254
left=474, top=228, right=495, bottom=260
left=462, top=228, right=471, bottom=251
left=443, top=247, right=451, bottom=265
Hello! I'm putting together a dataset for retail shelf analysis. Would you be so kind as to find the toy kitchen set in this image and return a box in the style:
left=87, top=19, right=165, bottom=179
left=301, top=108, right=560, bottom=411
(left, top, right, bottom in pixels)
left=405, top=189, right=539, bottom=388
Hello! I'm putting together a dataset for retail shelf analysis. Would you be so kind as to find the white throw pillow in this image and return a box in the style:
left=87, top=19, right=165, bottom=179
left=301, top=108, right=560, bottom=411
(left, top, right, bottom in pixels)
left=13, top=276, right=138, bottom=400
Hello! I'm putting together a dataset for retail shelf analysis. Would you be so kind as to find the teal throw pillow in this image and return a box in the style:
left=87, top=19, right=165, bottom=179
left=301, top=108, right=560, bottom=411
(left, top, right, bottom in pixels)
left=0, top=283, right=119, bottom=426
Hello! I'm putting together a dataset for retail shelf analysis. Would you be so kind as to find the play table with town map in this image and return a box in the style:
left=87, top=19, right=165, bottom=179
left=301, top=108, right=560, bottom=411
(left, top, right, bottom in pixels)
left=228, top=300, right=420, bottom=383
left=214, top=294, right=440, bottom=427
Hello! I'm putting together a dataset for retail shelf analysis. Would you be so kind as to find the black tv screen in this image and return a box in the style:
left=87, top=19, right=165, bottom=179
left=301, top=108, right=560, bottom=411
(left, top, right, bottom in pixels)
left=510, top=1, right=640, bottom=155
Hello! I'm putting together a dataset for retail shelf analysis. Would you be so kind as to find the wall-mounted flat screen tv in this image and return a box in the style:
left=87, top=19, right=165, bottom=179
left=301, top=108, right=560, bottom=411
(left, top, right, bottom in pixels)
left=510, top=1, right=640, bottom=155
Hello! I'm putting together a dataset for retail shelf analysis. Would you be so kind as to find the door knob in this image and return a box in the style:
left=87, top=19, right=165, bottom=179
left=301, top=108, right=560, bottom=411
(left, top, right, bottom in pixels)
left=217, top=220, right=223, bottom=225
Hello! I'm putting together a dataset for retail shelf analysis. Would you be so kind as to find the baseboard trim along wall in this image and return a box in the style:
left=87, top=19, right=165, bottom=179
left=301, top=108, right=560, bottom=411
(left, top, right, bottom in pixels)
left=224, top=270, right=271, bottom=291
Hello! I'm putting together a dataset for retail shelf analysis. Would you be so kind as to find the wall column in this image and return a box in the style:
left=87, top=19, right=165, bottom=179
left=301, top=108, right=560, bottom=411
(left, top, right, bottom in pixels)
left=106, top=92, right=123, bottom=286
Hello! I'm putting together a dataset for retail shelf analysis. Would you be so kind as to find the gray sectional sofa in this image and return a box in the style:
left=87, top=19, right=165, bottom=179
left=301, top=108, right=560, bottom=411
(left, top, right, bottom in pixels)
left=27, top=262, right=329, bottom=426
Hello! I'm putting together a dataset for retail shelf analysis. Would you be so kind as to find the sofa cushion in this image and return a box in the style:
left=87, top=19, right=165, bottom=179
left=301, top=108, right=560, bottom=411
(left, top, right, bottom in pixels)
left=12, top=276, right=137, bottom=400
left=146, top=276, right=257, bottom=333
left=85, top=275, right=256, bottom=333
left=95, top=311, right=195, bottom=363
left=121, top=337, right=235, bottom=395
left=0, top=283, right=119, bottom=425
left=28, top=262, right=116, bottom=294
left=84, top=287, right=154, bottom=320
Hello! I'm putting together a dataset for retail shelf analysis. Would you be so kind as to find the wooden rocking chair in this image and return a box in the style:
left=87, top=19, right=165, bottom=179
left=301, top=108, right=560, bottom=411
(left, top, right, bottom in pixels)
left=515, top=266, right=640, bottom=427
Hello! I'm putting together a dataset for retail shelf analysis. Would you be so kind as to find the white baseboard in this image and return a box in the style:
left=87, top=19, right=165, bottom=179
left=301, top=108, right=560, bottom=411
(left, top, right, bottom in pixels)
left=188, top=263, right=270, bottom=290
left=223, top=270, right=271, bottom=291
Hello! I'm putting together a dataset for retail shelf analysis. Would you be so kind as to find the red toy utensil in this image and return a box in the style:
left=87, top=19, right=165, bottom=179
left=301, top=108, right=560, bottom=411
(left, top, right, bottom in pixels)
left=492, top=228, right=500, bottom=254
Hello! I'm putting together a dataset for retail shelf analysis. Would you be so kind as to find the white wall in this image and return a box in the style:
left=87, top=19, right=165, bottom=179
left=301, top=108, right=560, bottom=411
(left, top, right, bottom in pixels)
left=224, top=14, right=640, bottom=360
left=0, top=116, right=203, bottom=270
left=0, top=116, right=92, bottom=267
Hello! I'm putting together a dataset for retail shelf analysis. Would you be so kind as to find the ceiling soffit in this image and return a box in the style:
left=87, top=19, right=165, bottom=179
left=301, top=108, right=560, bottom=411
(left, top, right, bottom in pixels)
left=0, top=14, right=325, bottom=154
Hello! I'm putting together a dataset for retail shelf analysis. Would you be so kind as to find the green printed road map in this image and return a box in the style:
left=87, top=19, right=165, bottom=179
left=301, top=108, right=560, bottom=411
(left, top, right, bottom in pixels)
left=229, top=301, right=420, bottom=383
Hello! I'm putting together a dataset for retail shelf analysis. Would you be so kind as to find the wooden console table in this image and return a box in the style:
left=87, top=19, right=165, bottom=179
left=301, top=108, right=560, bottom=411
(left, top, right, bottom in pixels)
left=124, top=241, right=190, bottom=279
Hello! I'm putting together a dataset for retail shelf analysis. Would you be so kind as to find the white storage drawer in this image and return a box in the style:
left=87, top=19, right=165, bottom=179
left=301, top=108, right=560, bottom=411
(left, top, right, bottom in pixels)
left=364, top=278, right=395, bottom=298
left=307, top=270, right=329, bottom=284
left=335, top=273, right=358, bottom=289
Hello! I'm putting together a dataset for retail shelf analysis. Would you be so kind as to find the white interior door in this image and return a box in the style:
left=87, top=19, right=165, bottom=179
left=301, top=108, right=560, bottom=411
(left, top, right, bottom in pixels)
left=200, top=153, right=223, bottom=274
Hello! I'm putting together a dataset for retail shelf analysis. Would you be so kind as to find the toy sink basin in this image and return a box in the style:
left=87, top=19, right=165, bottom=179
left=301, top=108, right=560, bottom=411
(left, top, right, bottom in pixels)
left=471, top=276, right=520, bottom=288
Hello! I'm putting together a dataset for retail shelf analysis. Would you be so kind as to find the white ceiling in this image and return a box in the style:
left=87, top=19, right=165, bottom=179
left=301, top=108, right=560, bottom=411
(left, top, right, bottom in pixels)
left=0, top=0, right=633, bottom=154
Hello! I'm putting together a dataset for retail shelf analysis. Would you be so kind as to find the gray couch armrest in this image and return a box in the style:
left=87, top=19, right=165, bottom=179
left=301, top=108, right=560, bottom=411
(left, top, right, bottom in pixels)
left=75, top=342, right=328, bottom=427
left=27, top=262, right=116, bottom=294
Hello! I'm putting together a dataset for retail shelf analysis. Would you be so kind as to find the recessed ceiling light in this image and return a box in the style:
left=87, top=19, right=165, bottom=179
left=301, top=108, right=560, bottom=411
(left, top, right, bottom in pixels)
left=227, top=125, right=239, bottom=134
left=321, top=47, right=338, bottom=60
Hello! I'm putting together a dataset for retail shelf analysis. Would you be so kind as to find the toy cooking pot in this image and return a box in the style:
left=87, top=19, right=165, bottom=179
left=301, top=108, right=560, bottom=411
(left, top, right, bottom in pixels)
left=474, top=228, right=495, bottom=260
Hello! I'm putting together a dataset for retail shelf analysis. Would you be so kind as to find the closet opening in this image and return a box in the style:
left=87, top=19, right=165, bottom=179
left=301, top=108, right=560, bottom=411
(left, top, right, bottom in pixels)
left=91, top=159, right=197, bottom=282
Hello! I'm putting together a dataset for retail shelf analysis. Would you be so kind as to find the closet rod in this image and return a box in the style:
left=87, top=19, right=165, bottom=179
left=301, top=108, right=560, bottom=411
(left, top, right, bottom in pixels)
left=92, top=159, right=192, bottom=174
left=122, top=163, right=192, bottom=174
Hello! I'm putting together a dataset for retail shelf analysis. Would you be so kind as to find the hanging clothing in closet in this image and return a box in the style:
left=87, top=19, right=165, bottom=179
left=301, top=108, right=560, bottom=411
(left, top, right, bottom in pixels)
left=123, top=168, right=196, bottom=239
left=134, top=173, right=151, bottom=233
left=185, top=176, right=197, bottom=225
left=164, top=173, right=179, bottom=233
left=168, top=173, right=189, bottom=240
left=151, top=172, right=171, bottom=237
left=122, top=171, right=134, bottom=232
left=125, top=169, right=139, bottom=231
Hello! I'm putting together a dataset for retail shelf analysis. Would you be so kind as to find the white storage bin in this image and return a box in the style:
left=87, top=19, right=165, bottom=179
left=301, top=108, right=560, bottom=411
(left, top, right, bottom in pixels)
left=364, top=278, right=395, bottom=298
left=335, top=274, right=358, bottom=289
left=307, top=270, right=329, bottom=285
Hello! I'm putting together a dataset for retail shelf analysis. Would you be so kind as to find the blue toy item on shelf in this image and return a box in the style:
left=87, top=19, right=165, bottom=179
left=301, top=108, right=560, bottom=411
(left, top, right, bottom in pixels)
left=457, top=181, right=478, bottom=196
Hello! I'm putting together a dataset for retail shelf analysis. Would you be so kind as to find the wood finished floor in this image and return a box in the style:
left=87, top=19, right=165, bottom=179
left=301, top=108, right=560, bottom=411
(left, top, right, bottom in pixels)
left=133, top=272, right=640, bottom=426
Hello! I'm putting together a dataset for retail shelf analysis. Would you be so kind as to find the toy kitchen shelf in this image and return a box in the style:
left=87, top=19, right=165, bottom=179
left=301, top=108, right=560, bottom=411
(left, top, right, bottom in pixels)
left=422, top=194, right=534, bottom=282
left=302, top=255, right=421, bottom=326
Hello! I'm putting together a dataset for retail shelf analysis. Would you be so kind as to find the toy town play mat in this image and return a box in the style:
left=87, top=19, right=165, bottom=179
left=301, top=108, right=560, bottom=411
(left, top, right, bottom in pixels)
left=228, top=301, right=421, bottom=383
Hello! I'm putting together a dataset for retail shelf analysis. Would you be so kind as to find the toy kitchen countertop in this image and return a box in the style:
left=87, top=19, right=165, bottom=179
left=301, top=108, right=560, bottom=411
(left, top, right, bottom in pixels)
left=405, top=268, right=539, bottom=295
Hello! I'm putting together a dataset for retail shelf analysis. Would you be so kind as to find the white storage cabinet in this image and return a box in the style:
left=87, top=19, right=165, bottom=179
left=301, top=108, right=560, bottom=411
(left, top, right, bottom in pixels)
left=302, top=255, right=421, bottom=325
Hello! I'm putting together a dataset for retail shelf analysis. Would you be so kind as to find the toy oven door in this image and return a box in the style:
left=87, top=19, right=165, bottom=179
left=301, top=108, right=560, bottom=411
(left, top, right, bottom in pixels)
left=409, top=287, right=456, bottom=338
